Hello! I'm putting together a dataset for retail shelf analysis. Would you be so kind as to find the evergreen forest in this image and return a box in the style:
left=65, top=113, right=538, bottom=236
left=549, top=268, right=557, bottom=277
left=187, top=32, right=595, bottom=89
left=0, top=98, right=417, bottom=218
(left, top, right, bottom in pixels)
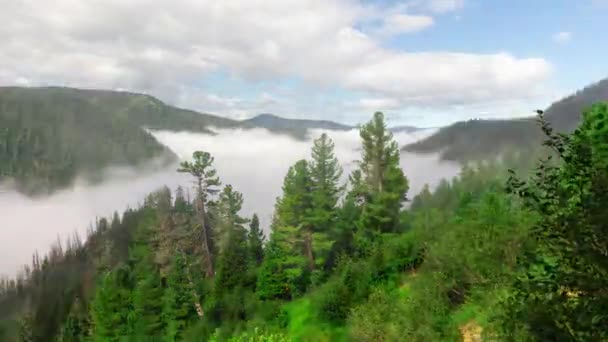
left=1, top=104, right=608, bottom=341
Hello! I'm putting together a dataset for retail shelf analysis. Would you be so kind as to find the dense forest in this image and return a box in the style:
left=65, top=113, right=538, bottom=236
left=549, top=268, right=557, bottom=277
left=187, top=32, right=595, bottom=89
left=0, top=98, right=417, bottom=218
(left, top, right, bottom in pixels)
left=1, top=105, right=607, bottom=341
left=404, top=77, right=608, bottom=162
left=0, top=87, right=351, bottom=195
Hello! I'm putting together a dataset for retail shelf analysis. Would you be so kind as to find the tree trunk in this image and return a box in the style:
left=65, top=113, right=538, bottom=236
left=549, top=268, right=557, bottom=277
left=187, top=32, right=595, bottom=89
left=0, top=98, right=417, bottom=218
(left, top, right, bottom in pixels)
left=196, top=178, right=214, bottom=279
left=305, top=228, right=315, bottom=271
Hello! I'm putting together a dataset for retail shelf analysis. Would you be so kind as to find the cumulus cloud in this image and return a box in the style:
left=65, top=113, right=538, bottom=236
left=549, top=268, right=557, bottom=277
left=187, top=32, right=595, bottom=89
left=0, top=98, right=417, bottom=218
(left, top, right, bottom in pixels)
left=0, top=0, right=551, bottom=120
left=375, top=13, right=434, bottom=36
left=552, top=31, right=573, bottom=44
left=0, top=128, right=460, bottom=276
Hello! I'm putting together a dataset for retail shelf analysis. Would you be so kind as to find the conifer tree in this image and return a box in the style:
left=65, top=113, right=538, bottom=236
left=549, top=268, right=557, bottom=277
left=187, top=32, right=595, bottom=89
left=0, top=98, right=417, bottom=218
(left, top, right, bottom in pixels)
left=214, top=185, right=250, bottom=294
left=357, top=112, right=409, bottom=234
left=90, top=265, right=133, bottom=341
left=178, top=151, right=221, bottom=278
left=308, top=133, right=343, bottom=275
left=58, top=297, right=90, bottom=342
left=257, top=161, right=312, bottom=298
left=163, top=253, right=199, bottom=342
left=256, top=239, right=294, bottom=300
left=215, top=185, right=248, bottom=255
left=130, top=213, right=165, bottom=340
left=278, top=160, right=314, bottom=270
left=248, top=214, right=265, bottom=265
left=174, top=186, right=188, bottom=213
left=151, top=187, right=177, bottom=276
left=214, top=224, right=249, bottom=296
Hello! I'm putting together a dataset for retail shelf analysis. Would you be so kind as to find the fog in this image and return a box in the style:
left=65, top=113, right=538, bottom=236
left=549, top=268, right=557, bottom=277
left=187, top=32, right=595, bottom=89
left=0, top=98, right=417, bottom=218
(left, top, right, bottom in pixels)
left=0, top=128, right=460, bottom=276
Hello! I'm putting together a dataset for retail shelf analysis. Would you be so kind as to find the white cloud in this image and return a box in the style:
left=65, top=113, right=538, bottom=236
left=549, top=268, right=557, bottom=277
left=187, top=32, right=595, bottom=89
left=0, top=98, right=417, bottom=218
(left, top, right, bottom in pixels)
left=376, top=13, right=434, bottom=36
left=553, top=31, right=573, bottom=44
left=357, top=97, right=402, bottom=111
left=0, top=0, right=551, bottom=121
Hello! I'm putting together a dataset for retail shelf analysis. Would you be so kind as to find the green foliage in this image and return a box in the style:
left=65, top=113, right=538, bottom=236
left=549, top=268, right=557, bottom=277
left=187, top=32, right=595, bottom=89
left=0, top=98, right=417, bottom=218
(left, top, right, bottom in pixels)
left=0, top=87, right=176, bottom=195
left=347, top=287, right=409, bottom=342
left=178, top=150, right=222, bottom=279
left=248, top=214, right=265, bottom=266
left=90, top=265, right=134, bottom=341
left=58, top=297, right=91, bottom=342
left=256, top=240, right=300, bottom=301
left=163, top=253, right=199, bottom=342
left=6, top=106, right=608, bottom=341
left=499, top=104, right=608, bottom=341
left=130, top=212, right=165, bottom=339
left=357, top=112, right=409, bottom=234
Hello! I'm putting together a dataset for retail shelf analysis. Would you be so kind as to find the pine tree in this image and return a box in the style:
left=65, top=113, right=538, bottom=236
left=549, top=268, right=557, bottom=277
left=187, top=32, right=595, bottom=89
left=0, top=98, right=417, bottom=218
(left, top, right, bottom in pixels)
left=308, top=133, right=343, bottom=275
left=131, top=269, right=164, bottom=339
left=215, top=185, right=248, bottom=255
left=90, top=265, right=133, bottom=341
left=174, top=186, right=188, bottom=213
left=214, top=185, right=250, bottom=294
left=357, top=112, right=409, bottom=234
left=215, top=227, right=249, bottom=293
left=58, top=297, right=90, bottom=342
left=256, top=239, right=294, bottom=300
left=277, top=160, right=313, bottom=270
left=152, top=187, right=177, bottom=276
left=163, top=253, right=199, bottom=342
left=178, top=151, right=221, bottom=278
left=248, top=214, right=265, bottom=265
left=257, top=161, right=312, bottom=298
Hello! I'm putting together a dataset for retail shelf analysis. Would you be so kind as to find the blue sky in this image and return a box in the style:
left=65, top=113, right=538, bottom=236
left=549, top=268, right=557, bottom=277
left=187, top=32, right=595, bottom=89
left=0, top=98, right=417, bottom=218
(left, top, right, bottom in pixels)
left=381, top=0, right=606, bottom=91
left=181, top=0, right=608, bottom=126
left=1, top=0, right=606, bottom=127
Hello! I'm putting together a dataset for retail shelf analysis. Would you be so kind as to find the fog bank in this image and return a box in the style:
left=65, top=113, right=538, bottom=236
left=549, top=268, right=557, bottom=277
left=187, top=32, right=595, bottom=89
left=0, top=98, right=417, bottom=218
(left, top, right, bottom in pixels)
left=0, top=127, right=460, bottom=276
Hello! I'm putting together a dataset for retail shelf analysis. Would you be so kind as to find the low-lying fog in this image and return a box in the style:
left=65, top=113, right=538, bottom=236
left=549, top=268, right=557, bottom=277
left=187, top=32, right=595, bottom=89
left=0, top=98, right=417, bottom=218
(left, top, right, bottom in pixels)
left=0, top=128, right=460, bottom=276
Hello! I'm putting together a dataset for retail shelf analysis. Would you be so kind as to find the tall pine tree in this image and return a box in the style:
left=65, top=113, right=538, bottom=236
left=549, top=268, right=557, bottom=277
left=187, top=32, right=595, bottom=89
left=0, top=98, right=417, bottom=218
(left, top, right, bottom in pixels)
left=257, top=160, right=312, bottom=299
left=178, top=151, right=221, bottom=278
left=248, top=214, right=265, bottom=266
left=357, top=112, right=409, bottom=234
left=163, top=253, right=199, bottom=341
left=308, top=133, right=343, bottom=277
left=214, top=185, right=250, bottom=295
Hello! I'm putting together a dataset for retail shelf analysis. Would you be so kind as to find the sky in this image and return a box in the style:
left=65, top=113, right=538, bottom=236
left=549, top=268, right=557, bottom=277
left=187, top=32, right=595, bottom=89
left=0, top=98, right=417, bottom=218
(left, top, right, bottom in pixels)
left=0, top=0, right=606, bottom=127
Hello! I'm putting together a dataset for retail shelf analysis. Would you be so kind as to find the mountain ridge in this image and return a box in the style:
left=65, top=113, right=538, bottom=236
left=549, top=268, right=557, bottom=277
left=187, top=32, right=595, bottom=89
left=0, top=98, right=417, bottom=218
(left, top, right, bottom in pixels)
left=404, top=77, right=608, bottom=161
left=0, top=86, right=421, bottom=196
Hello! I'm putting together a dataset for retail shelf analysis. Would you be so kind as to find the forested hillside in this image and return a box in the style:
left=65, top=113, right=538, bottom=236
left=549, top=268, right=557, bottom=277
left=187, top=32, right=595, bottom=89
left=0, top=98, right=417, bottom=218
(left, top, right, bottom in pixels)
left=0, top=87, right=363, bottom=195
left=0, top=87, right=247, bottom=195
left=404, top=77, right=608, bottom=161
left=0, top=88, right=170, bottom=195
left=1, top=105, right=607, bottom=341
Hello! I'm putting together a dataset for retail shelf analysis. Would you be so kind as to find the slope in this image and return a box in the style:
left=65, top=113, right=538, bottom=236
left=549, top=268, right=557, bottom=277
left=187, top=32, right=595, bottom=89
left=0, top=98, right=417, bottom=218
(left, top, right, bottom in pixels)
left=404, top=77, right=608, bottom=161
left=243, top=113, right=353, bottom=139
left=0, top=87, right=245, bottom=195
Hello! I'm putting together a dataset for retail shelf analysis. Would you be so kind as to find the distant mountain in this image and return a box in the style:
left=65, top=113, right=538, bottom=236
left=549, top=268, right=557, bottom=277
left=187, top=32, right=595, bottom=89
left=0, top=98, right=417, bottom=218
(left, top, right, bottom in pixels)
left=404, top=77, right=608, bottom=162
left=243, top=113, right=353, bottom=133
left=390, top=125, right=425, bottom=133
